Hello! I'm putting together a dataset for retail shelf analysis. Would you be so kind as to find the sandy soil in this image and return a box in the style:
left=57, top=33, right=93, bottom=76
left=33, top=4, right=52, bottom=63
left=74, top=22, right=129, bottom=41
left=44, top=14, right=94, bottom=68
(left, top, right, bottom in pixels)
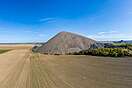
left=0, top=47, right=132, bottom=88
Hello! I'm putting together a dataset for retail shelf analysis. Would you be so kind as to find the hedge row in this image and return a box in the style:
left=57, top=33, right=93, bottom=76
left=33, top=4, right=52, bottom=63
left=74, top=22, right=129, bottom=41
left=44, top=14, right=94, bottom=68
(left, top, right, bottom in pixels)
left=70, top=48, right=132, bottom=57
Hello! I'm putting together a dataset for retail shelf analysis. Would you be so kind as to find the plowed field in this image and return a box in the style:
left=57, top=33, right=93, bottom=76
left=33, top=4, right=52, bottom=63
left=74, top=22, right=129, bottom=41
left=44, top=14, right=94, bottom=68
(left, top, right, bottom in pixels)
left=0, top=46, right=132, bottom=88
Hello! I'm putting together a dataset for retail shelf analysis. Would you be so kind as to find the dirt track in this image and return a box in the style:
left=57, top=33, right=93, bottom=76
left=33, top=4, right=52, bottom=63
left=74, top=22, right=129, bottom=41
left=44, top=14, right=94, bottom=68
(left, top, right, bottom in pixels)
left=0, top=49, right=132, bottom=88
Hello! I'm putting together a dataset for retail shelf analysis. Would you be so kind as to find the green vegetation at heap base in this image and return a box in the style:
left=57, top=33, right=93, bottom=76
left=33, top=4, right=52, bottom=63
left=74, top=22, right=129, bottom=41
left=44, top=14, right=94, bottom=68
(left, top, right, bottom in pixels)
left=112, top=43, right=132, bottom=51
left=112, top=43, right=132, bottom=47
left=69, top=43, right=132, bottom=57
left=0, top=49, right=11, bottom=54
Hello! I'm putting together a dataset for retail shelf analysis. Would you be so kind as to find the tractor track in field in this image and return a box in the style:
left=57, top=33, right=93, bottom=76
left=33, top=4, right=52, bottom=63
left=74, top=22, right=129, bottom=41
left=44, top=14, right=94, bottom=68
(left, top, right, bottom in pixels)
left=0, top=49, right=31, bottom=88
left=30, top=53, right=74, bottom=88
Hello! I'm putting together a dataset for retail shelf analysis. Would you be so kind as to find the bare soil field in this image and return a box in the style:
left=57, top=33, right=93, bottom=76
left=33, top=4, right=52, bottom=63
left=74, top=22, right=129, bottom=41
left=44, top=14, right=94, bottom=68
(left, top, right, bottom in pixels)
left=0, top=44, right=33, bottom=49
left=0, top=46, right=132, bottom=88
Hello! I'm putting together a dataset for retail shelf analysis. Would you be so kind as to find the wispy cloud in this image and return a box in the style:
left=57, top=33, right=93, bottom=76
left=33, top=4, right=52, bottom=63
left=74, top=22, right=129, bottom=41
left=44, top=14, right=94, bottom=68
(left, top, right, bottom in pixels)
left=23, top=30, right=32, bottom=33
left=0, top=30, right=8, bottom=33
left=39, top=17, right=56, bottom=23
left=88, top=30, right=132, bottom=41
left=128, top=11, right=132, bottom=15
left=97, top=31, right=118, bottom=35
left=38, top=34, right=45, bottom=37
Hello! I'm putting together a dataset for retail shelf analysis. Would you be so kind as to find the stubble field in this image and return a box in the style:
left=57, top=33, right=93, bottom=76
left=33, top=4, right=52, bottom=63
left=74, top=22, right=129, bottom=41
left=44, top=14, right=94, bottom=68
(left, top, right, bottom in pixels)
left=0, top=45, right=132, bottom=88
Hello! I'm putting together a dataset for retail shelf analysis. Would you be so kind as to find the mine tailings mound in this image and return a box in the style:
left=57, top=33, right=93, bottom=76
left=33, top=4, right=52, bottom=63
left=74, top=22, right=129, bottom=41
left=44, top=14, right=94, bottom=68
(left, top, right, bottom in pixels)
left=33, top=31, right=96, bottom=54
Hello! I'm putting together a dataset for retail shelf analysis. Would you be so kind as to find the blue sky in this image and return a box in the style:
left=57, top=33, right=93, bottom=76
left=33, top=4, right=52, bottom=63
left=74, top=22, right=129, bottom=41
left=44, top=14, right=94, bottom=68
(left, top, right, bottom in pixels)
left=0, top=0, right=132, bottom=43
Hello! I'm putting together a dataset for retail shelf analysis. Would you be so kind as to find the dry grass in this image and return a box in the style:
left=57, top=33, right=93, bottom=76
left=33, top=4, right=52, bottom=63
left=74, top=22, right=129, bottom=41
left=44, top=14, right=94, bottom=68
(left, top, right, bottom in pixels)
left=0, top=45, right=132, bottom=88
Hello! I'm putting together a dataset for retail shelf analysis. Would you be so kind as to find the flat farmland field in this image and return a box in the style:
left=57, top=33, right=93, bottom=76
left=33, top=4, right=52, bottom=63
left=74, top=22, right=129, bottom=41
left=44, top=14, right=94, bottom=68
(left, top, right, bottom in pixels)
left=0, top=45, right=132, bottom=88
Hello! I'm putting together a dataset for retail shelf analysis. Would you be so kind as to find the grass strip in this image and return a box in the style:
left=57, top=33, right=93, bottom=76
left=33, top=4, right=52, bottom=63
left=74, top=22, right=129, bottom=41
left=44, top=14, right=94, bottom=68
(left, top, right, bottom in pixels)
left=0, top=49, right=11, bottom=54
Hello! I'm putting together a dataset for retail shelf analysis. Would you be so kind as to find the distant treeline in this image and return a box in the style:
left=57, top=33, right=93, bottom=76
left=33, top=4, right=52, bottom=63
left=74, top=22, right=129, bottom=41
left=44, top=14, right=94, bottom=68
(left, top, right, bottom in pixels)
left=68, top=43, right=132, bottom=57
